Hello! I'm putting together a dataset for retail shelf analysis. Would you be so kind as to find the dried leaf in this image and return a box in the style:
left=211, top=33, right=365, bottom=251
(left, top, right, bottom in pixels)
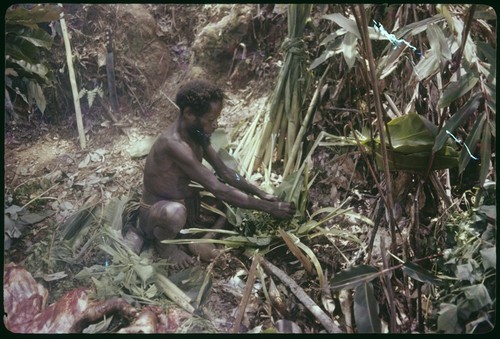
left=19, top=210, right=54, bottom=224
left=480, top=247, right=496, bottom=270
left=463, top=284, right=493, bottom=312
left=437, top=303, right=459, bottom=333
left=43, top=271, right=68, bottom=282
left=5, top=205, right=24, bottom=219
left=78, top=154, right=91, bottom=168
left=83, top=315, right=114, bottom=333
left=455, top=262, right=473, bottom=281
left=128, top=136, right=158, bottom=159
left=4, top=214, right=22, bottom=241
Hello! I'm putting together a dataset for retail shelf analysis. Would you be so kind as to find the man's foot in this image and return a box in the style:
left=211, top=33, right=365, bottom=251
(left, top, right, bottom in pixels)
left=155, top=241, right=194, bottom=269
left=188, top=243, right=221, bottom=262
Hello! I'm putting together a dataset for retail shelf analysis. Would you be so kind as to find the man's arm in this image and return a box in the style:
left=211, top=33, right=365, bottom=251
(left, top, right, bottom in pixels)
left=168, top=141, right=294, bottom=219
left=203, top=145, right=276, bottom=201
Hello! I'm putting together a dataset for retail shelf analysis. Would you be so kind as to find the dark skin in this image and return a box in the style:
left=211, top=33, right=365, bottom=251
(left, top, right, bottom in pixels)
left=139, top=100, right=296, bottom=268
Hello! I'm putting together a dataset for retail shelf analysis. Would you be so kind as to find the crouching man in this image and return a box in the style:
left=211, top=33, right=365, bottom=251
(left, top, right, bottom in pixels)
left=128, top=79, right=295, bottom=268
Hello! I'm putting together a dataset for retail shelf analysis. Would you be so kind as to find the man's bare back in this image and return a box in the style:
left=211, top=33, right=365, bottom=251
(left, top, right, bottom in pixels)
left=142, top=123, right=200, bottom=203
left=135, top=80, right=296, bottom=268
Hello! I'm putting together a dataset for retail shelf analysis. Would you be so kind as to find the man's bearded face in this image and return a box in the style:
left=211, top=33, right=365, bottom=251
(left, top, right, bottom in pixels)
left=188, top=101, right=222, bottom=147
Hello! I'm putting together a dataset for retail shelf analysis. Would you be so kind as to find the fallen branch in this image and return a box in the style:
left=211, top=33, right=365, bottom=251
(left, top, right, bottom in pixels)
left=259, top=258, right=342, bottom=333
left=232, top=253, right=260, bottom=333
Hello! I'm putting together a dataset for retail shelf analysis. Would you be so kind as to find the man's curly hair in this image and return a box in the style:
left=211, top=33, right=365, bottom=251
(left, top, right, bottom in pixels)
left=175, top=79, right=224, bottom=116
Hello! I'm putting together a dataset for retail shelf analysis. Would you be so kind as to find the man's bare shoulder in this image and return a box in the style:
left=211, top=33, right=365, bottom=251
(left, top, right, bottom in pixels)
left=153, top=130, right=183, bottom=152
left=154, top=129, right=201, bottom=163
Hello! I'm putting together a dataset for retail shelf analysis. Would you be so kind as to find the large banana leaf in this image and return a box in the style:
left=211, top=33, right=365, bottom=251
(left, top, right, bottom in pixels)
left=368, top=112, right=459, bottom=172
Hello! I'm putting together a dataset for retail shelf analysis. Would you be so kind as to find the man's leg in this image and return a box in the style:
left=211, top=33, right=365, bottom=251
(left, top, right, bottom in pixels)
left=139, top=200, right=193, bottom=269
left=188, top=214, right=227, bottom=262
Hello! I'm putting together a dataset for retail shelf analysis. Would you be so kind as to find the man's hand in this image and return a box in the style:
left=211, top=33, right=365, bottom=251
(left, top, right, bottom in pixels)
left=258, top=191, right=279, bottom=202
left=268, top=201, right=296, bottom=219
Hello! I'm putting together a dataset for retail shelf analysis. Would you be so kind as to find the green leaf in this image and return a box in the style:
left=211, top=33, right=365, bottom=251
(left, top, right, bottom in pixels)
left=18, top=28, right=54, bottom=50
left=477, top=42, right=496, bottom=79
left=297, top=220, right=319, bottom=235
left=155, top=272, right=195, bottom=313
left=274, top=171, right=303, bottom=205
left=438, top=73, right=479, bottom=109
left=330, top=265, right=379, bottom=291
left=414, top=53, right=439, bottom=81
left=6, top=4, right=62, bottom=26
left=342, top=32, right=358, bottom=70
left=402, top=262, right=442, bottom=285
left=246, top=235, right=272, bottom=246
left=479, top=121, right=491, bottom=187
left=376, top=148, right=459, bottom=171
left=322, top=13, right=360, bottom=38
left=10, top=57, right=50, bottom=82
left=354, top=283, right=381, bottom=333
left=310, top=48, right=336, bottom=71
left=381, top=113, right=440, bottom=153
left=427, top=24, right=451, bottom=61
left=392, top=13, right=445, bottom=41
left=74, top=264, right=108, bottom=279
left=293, top=237, right=325, bottom=287
left=437, top=303, right=460, bottom=333
left=60, top=205, right=99, bottom=240
left=433, top=92, right=482, bottom=153
left=459, top=112, right=485, bottom=173
left=133, top=263, right=154, bottom=285
left=370, top=113, right=459, bottom=171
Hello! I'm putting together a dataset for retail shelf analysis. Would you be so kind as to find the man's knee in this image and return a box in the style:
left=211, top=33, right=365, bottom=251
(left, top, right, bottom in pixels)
left=153, top=201, right=187, bottom=233
left=158, top=201, right=187, bottom=230
left=144, top=201, right=188, bottom=241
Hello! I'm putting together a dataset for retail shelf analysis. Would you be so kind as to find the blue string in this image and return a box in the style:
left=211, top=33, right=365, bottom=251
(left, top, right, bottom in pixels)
left=373, top=21, right=422, bottom=59
left=446, top=130, right=479, bottom=160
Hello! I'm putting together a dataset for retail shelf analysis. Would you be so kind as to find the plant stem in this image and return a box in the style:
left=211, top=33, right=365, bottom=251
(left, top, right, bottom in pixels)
left=284, top=63, right=331, bottom=177
left=355, top=5, right=397, bottom=253
left=59, top=4, right=86, bottom=149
